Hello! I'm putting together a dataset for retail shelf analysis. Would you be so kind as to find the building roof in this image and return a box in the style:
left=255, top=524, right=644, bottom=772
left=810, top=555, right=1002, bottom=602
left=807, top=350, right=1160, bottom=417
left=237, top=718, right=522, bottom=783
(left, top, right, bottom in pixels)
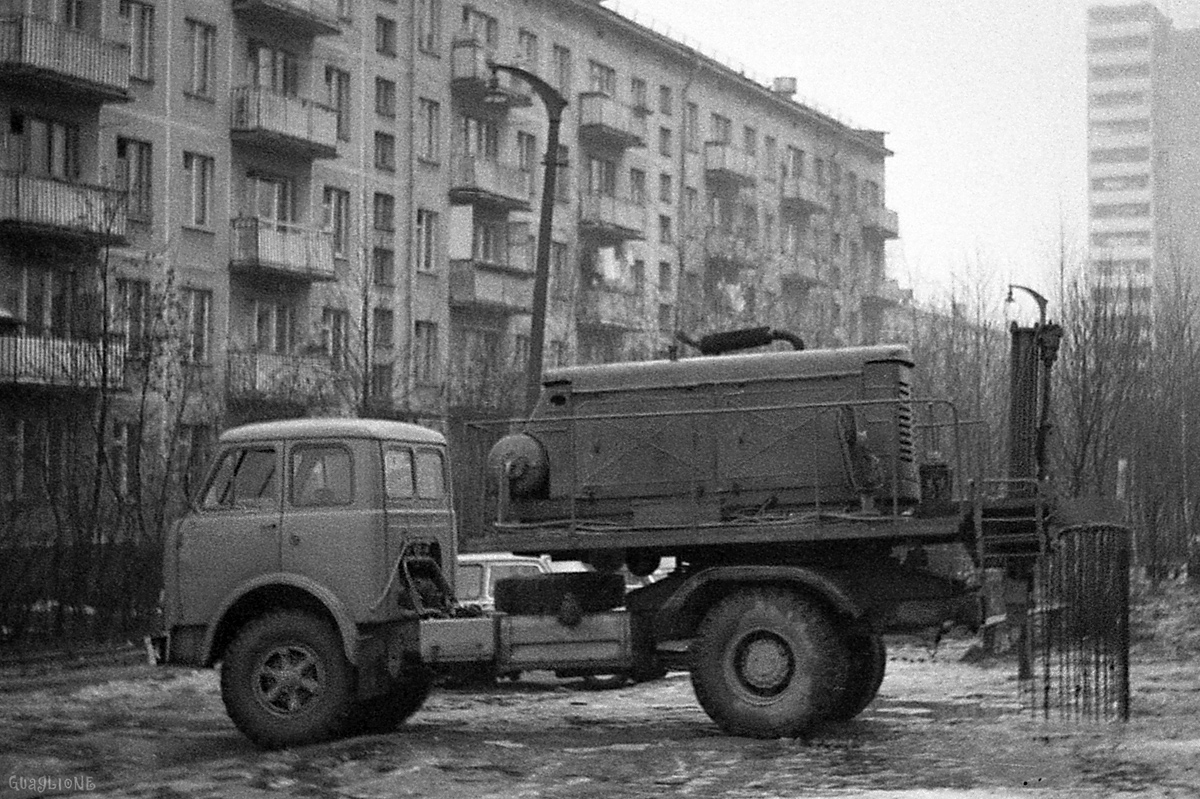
left=220, top=417, right=446, bottom=445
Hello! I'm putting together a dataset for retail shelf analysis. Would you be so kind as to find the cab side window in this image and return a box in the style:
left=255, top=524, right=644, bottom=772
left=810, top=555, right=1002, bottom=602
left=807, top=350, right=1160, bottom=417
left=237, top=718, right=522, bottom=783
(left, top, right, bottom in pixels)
left=415, top=449, right=446, bottom=498
left=291, top=445, right=353, bottom=507
left=385, top=446, right=446, bottom=501
left=202, top=447, right=277, bottom=510
left=384, top=447, right=415, bottom=499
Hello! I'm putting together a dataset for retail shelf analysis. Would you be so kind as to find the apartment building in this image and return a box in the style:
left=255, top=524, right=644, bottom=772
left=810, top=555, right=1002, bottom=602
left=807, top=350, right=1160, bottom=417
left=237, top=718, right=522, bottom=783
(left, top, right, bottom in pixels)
left=1086, top=2, right=1200, bottom=326
left=0, top=0, right=900, bottom=528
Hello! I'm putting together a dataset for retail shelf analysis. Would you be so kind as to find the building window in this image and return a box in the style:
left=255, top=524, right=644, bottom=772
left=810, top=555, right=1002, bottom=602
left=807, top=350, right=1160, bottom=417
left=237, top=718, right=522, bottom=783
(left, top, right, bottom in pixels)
left=116, top=138, right=152, bottom=222
left=552, top=44, right=571, bottom=95
left=586, top=157, right=616, bottom=197
left=322, top=307, right=349, bottom=366
left=117, top=278, right=153, bottom=357
left=185, top=19, right=215, bottom=97
left=183, top=287, right=212, bottom=363
left=416, top=209, right=439, bottom=272
left=659, top=173, right=672, bottom=204
left=248, top=40, right=298, bottom=95
left=8, top=114, right=80, bottom=181
left=376, top=15, right=397, bottom=56
left=659, top=85, right=672, bottom=115
left=659, top=127, right=672, bottom=157
left=764, top=136, right=777, bottom=180
left=417, top=0, right=442, bottom=54
left=323, top=186, right=351, bottom=258
left=659, top=214, right=673, bottom=244
left=1090, top=147, right=1150, bottom=164
left=631, top=77, right=648, bottom=112
left=548, top=339, right=567, bottom=368
left=785, top=146, right=805, bottom=178
left=325, top=66, right=351, bottom=141
left=372, top=247, right=395, bottom=285
left=458, top=115, right=498, bottom=158
left=517, top=130, right=537, bottom=193
left=373, top=307, right=394, bottom=350
left=370, top=363, right=394, bottom=401
left=374, top=193, right=395, bottom=231
left=255, top=301, right=297, bottom=354
left=685, top=102, right=699, bottom=152
left=555, top=145, right=570, bottom=203
left=414, top=321, right=439, bottom=383
left=658, top=303, right=673, bottom=334
left=120, top=0, right=155, bottom=81
left=588, top=59, right=615, bottom=96
left=462, top=5, right=499, bottom=47
left=518, top=28, right=539, bottom=71
left=183, top=152, right=213, bottom=227
left=711, top=113, right=731, bottom=145
left=631, top=259, right=645, bottom=294
left=630, top=168, right=646, bottom=206
left=512, top=334, right=530, bottom=373
left=375, top=77, right=396, bottom=117
left=1091, top=90, right=1145, bottom=108
left=473, top=220, right=509, bottom=264
left=743, top=126, right=757, bottom=156
left=658, top=261, right=672, bottom=293
left=418, top=98, right=440, bottom=162
left=551, top=241, right=570, bottom=298
left=374, top=132, right=396, bottom=171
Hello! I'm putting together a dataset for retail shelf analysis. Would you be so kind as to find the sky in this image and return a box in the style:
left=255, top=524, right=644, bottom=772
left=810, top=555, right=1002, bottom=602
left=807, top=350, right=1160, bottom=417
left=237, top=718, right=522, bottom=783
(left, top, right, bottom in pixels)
left=606, top=0, right=1199, bottom=304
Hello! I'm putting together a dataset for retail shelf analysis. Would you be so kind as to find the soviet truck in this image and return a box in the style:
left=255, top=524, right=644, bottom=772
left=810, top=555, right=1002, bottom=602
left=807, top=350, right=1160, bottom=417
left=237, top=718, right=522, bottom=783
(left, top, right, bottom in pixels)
left=156, top=320, right=1088, bottom=748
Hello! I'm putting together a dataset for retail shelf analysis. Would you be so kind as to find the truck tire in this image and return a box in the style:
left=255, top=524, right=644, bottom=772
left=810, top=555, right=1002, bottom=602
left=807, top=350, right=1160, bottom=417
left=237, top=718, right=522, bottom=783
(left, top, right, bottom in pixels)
left=827, top=633, right=885, bottom=721
left=220, top=610, right=353, bottom=749
left=691, top=588, right=847, bottom=738
left=494, top=572, right=625, bottom=616
left=351, top=670, right=432, bottom=735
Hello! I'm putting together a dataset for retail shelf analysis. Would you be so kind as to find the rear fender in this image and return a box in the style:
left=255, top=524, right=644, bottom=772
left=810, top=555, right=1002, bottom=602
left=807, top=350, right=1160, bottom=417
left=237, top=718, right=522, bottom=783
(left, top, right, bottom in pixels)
left=653, top=565, right=866, bottom=642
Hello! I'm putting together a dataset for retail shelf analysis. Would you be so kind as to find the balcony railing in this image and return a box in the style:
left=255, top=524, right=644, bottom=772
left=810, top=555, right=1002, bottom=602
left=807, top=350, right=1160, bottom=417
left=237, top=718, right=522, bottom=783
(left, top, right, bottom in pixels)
left=230, top=86, right=338, bottom=159
left=449, top=154, right=533, bottom=210
left=0, top=335, right=125, bottom=389
left=705, top=231, right=760, bottom=268
left=449, top=259, right=533, bottom=313
left=780, top=176, right=827, bottom=216
left=861, top=206, right=900, bottom=239
left=0, top=172, right=127, bottom=242
left=578, top=93, right=646, bottom=149
left=578, top=193, right=646, bottom=244
left=862, top=277, right=910, bottom=307
left=229, top=217, right=336, bottom=282
left=578, top=281, right=642, bottom=331
left=0, top=16, right=130, bottom=102
left=450, top=35, right=532, bottom=108
left=704, top=142, right=757, bottom=186
left=227, top=350, right=341, bottom=400
left=778, top=255, right=823, bottom=288
left=231, top=0, right=342, bottom=37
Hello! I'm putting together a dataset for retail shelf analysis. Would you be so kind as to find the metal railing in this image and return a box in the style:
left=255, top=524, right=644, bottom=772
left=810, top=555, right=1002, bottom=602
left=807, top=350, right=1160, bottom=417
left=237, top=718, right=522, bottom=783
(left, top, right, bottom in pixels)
left=577, top=281, right=642, bottom=329
left=449, top=154, right=532, bottom=204
left=230, top=86, right=338, bottom=152
left=0, top=171, right=127, bottom=239
left=229, top=217, right=336, bottom=280
left=704, top=142, right=757, bottom=183
left=578, top=193, right=646, bottom=235
left=449, top=259, right=533, bottom=311
left=578, top=93, right=647, bottom=145
left=226, top=350, right=340, bottom=398
left=0, top=16, right=130, bottom=97
left=0, top=334, right=125, bottom=389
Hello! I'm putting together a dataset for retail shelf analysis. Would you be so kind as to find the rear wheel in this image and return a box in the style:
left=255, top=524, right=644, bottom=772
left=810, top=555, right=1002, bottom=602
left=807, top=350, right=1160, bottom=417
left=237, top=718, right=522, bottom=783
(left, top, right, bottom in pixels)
left=221, top=610, right=353, bottom=748
left=827, top=632, right=885, bottom=721
left=691, top=588, right=847, bottom=738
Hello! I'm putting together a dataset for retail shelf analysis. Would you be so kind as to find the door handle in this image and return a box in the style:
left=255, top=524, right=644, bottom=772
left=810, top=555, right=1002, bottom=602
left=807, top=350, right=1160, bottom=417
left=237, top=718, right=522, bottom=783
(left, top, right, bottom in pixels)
left=261, top=522, right=277, bottom=532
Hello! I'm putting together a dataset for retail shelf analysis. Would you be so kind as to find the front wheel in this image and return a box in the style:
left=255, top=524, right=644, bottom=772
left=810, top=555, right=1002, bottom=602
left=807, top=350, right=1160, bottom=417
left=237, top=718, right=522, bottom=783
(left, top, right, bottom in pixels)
left=691, top=588, right=847, bottom=738
left=220, top=610, right=353, bottom=748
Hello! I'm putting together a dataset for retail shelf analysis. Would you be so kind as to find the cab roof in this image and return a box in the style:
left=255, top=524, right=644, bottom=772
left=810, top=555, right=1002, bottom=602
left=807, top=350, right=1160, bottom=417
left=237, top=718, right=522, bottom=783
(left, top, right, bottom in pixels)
left=219, top=417, right=446, bottom=445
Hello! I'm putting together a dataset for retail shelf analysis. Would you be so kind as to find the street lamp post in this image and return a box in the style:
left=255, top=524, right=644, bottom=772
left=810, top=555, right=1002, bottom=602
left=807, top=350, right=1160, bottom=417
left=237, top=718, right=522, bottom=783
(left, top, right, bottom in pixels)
left=485, top=61, right=568, bottom=414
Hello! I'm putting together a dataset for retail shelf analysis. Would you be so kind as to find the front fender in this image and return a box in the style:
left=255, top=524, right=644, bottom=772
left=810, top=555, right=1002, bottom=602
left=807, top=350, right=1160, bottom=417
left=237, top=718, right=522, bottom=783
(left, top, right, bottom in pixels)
left=200, top=572, right=362, bottom=665
left=653, top=564, right=867, bottom=641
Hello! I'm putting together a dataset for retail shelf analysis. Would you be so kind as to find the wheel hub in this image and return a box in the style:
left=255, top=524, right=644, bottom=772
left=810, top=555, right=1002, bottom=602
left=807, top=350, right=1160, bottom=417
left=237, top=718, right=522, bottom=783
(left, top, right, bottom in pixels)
left=254, top=644, right=324, bottom=716
left=734, top=630, right=795, bottom=697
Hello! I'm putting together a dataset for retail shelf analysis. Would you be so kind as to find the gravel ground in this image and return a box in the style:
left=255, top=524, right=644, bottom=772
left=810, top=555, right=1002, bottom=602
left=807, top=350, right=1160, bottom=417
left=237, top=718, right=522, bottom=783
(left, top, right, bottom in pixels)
left=1, top=638, right=1199, bottom=799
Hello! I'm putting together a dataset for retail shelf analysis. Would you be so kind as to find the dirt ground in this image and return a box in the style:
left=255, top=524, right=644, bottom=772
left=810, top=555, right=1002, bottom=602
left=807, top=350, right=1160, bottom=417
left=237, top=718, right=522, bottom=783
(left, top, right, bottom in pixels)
left=2, top=636, right=1199, bottom=799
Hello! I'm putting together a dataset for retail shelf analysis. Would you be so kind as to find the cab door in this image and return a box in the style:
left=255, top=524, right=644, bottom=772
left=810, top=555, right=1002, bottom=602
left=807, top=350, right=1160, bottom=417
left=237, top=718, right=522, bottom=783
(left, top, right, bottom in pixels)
left=281, top=440, right=382, bottom=616
left=176, top=444, right=281, bottom=626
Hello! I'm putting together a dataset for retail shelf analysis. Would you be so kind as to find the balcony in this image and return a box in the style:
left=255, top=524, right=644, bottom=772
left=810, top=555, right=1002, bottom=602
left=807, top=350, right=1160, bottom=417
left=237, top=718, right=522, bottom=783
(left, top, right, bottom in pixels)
left=230, top=86, right=338, bottom=160
left=450, top=36, right=532, bottom=109
left=0, top=16, right=130, bottom=103
left=704, top=142, right=757, bottom=187
left=227, top=350, right=341, bottom=401
left=0, top=172, right=127, bottom=244
left=578, top=93, right=646, bottom=150
left=778, top=255, right=823, bottom=288
left=578, top=194, right=646, bottom=245
left=232, top=0, right=342, bottom=37
left=0, top=335, right=125, bottom=389
left=780, top=176, right=827, bottom=216
left=861, top=278, right=910, bottom=308
left=449, top=154, right=532, bottom=211
left=861, top=206, right=900, bottom=239
left=705, top=231, right=760, bottom=270
left=229, top=217, right=336, bottom=283
left=449, top=259, right=532, bottom=314
left=578, top=281, right=642, bottom=331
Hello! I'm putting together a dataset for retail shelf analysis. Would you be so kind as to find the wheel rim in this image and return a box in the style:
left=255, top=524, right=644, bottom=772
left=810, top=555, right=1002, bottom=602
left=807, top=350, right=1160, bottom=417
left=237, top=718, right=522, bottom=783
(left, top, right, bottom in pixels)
left=253, top=643, right=325, bottom=717
left=732, top=630, right=795, bottom=697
